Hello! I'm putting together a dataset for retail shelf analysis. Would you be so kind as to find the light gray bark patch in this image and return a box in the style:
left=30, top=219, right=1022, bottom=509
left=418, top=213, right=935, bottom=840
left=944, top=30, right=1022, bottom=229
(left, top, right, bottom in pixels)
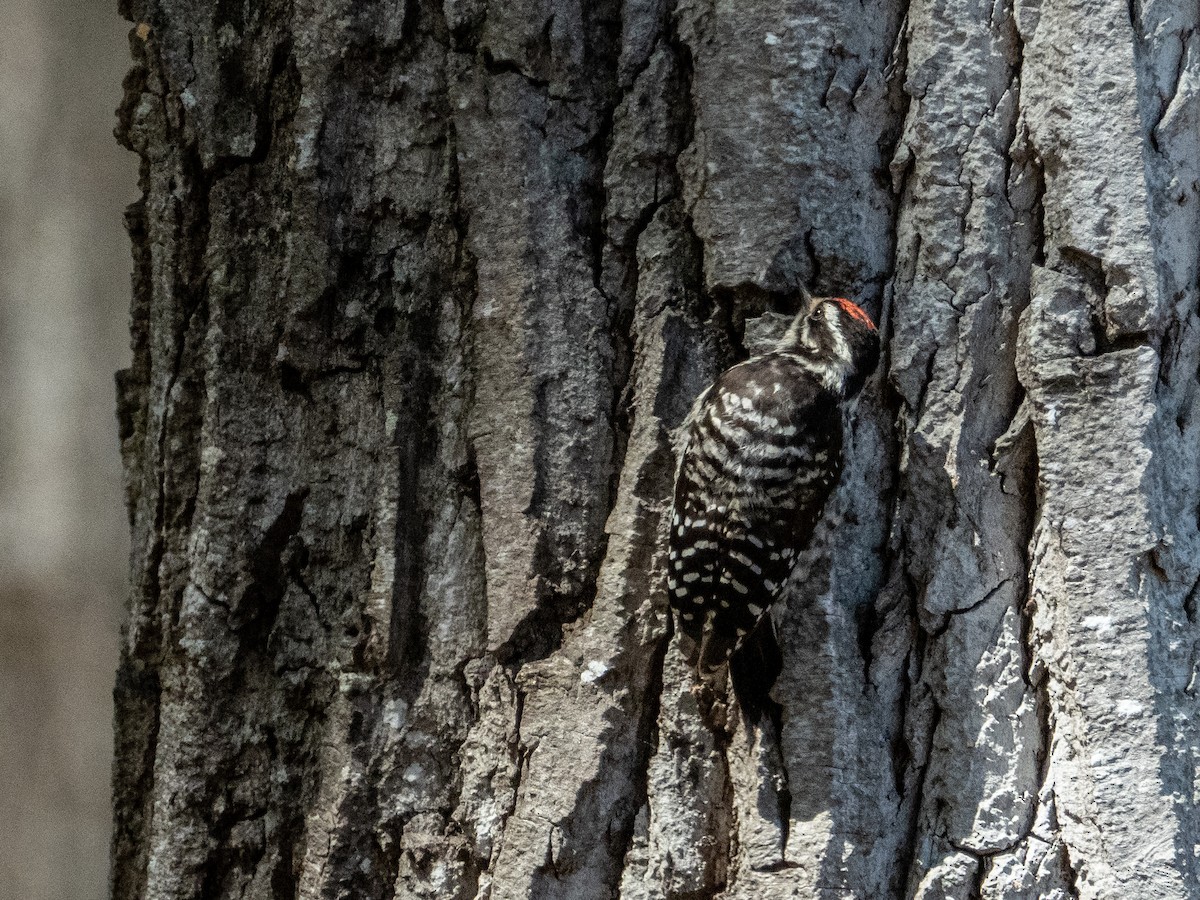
left=452, top=35, right=620, bottom=658
left=676, top=0, right=903, bottom=298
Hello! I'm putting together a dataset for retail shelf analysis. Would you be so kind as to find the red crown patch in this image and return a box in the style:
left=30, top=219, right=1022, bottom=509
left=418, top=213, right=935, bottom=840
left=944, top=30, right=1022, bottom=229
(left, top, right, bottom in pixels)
left=832, top=297, right=877, bottom=331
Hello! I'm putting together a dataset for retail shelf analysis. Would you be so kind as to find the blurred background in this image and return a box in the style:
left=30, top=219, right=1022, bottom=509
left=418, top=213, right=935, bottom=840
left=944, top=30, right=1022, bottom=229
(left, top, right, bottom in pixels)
left=0, top=1, right=137, bottom=897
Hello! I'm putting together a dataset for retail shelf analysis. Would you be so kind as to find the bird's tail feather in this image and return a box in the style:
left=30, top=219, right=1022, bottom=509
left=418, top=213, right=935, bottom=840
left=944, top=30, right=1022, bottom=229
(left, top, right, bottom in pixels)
left=729, top=615, right=783, bottom=724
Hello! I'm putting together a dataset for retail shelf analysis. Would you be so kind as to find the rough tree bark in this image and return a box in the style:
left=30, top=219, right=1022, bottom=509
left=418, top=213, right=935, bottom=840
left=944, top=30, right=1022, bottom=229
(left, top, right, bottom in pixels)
left=112, top=0, right=1200, bottom=898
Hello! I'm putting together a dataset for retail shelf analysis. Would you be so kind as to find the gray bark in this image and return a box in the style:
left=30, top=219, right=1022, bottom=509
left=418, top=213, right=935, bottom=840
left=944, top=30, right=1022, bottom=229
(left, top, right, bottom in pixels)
left=112, top=0, right=1200, bottom=898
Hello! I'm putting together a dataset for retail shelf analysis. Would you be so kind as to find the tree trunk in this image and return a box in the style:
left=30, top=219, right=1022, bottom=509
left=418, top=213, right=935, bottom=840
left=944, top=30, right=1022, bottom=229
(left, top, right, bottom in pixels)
left=111, top=0, right=1200, bottom=898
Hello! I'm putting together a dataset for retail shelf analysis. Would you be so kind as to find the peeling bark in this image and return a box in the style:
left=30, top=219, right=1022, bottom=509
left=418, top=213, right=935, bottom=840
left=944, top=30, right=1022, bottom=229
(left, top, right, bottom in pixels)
left=113, top=0, right=1200, bottom=898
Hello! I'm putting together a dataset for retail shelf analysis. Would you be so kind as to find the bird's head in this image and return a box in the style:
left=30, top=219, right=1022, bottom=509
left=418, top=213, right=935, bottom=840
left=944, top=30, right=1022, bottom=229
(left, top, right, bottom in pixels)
left=779, top=294, right=880, bottom=397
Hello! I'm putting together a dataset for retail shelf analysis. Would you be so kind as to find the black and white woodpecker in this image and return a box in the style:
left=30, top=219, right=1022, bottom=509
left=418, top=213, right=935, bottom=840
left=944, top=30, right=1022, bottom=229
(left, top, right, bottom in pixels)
left=666, top=293, right=880, bottom=712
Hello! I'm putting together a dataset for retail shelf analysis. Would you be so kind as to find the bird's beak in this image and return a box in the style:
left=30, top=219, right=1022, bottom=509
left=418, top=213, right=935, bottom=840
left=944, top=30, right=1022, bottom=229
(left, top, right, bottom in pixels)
left=798, top=285, right=817, bottom=314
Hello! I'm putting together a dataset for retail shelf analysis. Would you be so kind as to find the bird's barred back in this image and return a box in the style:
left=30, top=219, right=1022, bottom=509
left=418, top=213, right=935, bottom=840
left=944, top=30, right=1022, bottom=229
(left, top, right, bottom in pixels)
left=667, top=353, right=843, bottom=671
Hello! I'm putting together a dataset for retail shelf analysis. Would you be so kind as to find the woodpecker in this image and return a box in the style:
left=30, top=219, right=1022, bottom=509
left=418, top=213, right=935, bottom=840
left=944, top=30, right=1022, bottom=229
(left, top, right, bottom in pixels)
left=667, top=294, right=879, bottom=710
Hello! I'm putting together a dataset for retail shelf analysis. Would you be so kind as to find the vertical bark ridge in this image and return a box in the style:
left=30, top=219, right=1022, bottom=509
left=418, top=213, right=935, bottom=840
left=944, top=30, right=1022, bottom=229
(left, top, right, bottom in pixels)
left=1129, top=1, right=1200, bottom=894
left=888, top=2, right=1045, bottom=896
